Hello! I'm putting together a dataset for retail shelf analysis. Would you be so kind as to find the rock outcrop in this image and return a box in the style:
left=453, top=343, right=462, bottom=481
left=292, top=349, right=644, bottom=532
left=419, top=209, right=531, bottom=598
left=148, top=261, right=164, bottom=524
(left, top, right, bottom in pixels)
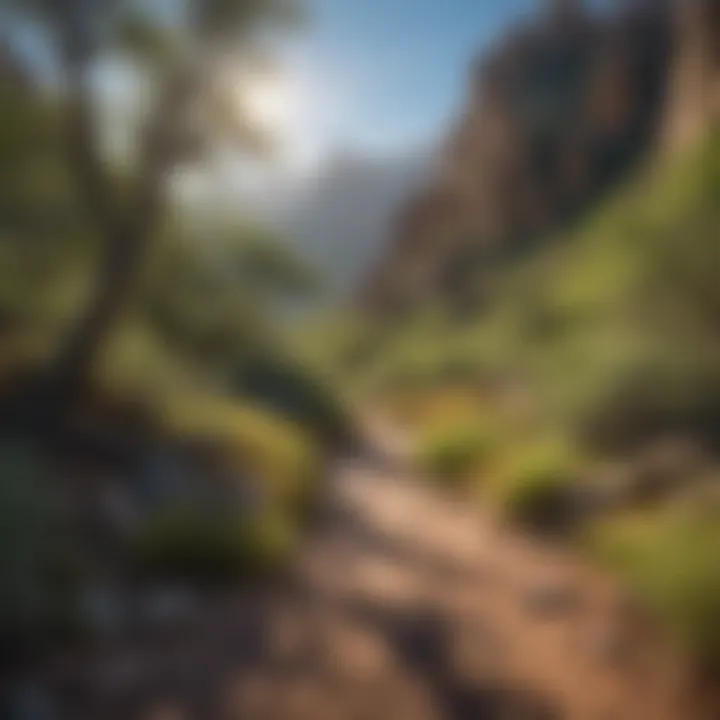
left=663, top=0, right=720, bottom=153
left=362, top=0, right=718, bottom=316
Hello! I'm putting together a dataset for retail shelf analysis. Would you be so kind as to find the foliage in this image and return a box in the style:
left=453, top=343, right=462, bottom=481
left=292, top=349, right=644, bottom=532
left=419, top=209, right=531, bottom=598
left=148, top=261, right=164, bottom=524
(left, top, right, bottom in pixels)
left=0, top=77, right=92, bottom=335
left=158, top=392, right=323, bottom=516
left=0, top=0, right=341, bottom=635
left=0, top=0, right=305, bottom=413
left=494, top=437, right=579, bottom=533
left=132, top=507, right=296, bottom=584
left=584, top=506, right=720, bottom=675
left=346, top=132, right=720, bottom=457
left=526, top=133, right=720, bottom=452
left=140, top=221, right=319, bottom=373
left=416, top=420, right=494, bottom=487
left=0, top=443, right=67, bottom=640
left=235, top=355, right=351, bottom=446
left=0, top=75, right=330, bottom=601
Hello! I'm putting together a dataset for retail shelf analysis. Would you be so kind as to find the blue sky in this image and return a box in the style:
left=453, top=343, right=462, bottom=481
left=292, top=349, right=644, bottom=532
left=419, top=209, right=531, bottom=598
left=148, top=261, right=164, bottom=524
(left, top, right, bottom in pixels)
left=11, top=0, right=564, bottom=172
left=281, top=0, right=540, bottom=163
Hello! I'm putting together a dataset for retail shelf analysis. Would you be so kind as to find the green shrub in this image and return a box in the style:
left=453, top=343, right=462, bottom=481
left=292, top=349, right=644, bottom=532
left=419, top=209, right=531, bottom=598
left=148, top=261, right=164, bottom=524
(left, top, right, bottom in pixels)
left=160, top=394, right=323, bottom=519
left=417, top=421, right=493, bottom=486
left=498, top=439, right=579, bottom=533
left=0, top=442, right=83, bottom=644
left=0, top=443, right=54, bottom=633
left=132, top=507, right=295, bottom=585
left=584, top=508, right=720, bottom=676
left=568, top=345, right=720, bottom=453
left=235, top=356, right=352, bottom=447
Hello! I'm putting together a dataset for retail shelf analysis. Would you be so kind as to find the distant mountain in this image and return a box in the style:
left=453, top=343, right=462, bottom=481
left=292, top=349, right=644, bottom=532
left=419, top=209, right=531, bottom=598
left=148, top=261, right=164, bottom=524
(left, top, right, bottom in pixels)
left=266, top=148, right=435, bottom=300
left=183, top=145, right=434, bottom=304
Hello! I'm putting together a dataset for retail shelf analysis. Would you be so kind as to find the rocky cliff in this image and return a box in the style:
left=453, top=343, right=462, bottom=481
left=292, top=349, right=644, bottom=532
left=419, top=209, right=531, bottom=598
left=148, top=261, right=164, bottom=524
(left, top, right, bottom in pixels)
left=361, top=0, right=719, bottom=315
left=663, top=0, right=720, bottom=152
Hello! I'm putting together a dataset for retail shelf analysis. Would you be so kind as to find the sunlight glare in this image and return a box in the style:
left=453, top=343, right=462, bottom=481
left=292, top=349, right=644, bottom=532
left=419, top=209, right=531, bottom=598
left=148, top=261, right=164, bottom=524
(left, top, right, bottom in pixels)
left=228, top=64, right=337, bottom=172
left=242, top=73, right=296, bottom=134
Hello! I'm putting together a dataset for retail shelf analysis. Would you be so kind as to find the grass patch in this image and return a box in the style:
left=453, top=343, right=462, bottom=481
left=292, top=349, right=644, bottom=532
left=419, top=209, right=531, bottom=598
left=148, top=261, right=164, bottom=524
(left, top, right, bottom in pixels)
left=158, top=392, right=325, bottom=521
left=494, top=438, right=580, bottom=533
left=132, top=507, right=296, bottom=585
left=416, top=419, right=495, bottom=488
left=584, top=506, right=720, bottom=676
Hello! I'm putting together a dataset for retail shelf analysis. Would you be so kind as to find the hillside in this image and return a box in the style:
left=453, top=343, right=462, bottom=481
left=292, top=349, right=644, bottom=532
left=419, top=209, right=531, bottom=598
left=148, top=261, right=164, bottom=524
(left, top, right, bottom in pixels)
left=361, top=0, right=719, bottom=316
left=333, top=6, right=720, bottom=678
left=337, top=124, right=720, bottom=692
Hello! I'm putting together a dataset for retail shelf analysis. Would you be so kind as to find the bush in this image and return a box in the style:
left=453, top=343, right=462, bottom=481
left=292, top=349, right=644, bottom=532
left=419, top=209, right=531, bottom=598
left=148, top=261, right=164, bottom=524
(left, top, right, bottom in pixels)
left=584, top=508, right=720, bottom=676
left=235, top=356, right=353, bottom=447
left=159, top=394, right=323, bottom=520
left=0, top=443, right=53, bottom=634
left=417, top=421, right=493, bottom=487
left=497, top=439, right=579, bottom=533
left=0, top=442, right=83, bottom=647
left=569, top=346, right=720, bottom=453
left=132, top=507, right=295, bottom=585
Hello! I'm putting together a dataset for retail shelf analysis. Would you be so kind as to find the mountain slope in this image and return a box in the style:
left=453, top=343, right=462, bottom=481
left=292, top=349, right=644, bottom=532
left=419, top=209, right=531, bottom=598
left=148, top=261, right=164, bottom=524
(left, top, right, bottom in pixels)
left=362, top=0, right=719, bottom=316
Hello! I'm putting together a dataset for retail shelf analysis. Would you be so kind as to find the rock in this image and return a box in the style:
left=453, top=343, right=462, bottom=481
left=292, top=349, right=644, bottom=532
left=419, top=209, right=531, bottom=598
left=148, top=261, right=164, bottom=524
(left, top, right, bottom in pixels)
left=579, top=438, right=711, bottom=517
left=91, top=655, right=147, bottom=696
left=144, top=702, right=187, bottom=720
left=361, top=1, right=674, bottom=315
left=629, top=436, right=708, bottom=504
left=98, top=481, right=140, bottom=539
left=140, top=586, right=196, bottom=628
left=523, top=578, right=583, bottom=618
left=7, top=680, right=57, bottom=720
left=575, top=465, right=637, bottom=515
left=78, top=583, right=129, bottom=636
left=586, top=624, right=633, bottom=670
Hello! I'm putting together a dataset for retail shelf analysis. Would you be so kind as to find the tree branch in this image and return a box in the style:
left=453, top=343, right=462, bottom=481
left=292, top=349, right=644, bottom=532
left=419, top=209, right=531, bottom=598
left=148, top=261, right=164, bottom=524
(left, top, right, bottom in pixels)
left=57, top=0, right=120, bottom=240
left=129, top=65, right=197, bottom=241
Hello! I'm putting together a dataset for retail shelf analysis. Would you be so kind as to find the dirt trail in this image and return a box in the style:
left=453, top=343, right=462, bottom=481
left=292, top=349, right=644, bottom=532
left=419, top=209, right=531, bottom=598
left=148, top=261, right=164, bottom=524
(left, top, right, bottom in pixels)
left=52, top=448, right=697, bottom=720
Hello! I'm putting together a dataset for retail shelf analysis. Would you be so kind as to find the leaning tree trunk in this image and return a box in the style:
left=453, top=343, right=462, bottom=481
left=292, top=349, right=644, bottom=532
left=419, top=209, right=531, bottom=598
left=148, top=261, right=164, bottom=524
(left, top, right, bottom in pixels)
left=34, top=57, right=181, bottom=428
left=43, top=226, right=151, bottom=420
left=0, top=4, right=188, bottom=435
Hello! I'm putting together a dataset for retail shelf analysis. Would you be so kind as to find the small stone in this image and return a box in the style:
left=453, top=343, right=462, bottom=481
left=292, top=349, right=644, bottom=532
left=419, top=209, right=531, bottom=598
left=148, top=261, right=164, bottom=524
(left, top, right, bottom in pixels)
left=8, top=681, right=57, bottom=720
left=587, top=626, right=632, bottom=669
left=523, top=579, right=582, bottom=618
left=78, top=584, right=129, bottom=635
left=141, top=586, right=196, bottom=628
left=92, top=655, right=146, bottom=695
left=144, top=702, right=187, bottom=720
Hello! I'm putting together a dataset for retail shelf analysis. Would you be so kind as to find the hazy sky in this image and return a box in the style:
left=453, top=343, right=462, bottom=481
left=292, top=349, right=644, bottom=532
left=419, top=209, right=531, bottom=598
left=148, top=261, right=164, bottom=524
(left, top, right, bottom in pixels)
left=274, top=0, right=542, bottom=168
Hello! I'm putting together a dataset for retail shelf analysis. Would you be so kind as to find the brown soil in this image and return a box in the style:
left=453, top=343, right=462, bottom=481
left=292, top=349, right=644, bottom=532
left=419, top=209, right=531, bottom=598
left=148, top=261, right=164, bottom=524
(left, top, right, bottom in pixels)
left=47, top=449, right=715, bottom=720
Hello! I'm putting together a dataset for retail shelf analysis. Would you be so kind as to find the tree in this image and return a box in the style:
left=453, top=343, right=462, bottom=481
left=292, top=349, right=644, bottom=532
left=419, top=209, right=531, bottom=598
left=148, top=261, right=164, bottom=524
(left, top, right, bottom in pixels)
left=140, top=219, right=319, bottom=375
left=1, top=0, right=299, bottom=423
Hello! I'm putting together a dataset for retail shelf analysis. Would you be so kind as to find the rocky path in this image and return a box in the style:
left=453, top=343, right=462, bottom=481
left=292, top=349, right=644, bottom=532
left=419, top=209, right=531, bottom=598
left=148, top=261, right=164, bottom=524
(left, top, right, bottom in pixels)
left=51, top=449, right=697, bottom=720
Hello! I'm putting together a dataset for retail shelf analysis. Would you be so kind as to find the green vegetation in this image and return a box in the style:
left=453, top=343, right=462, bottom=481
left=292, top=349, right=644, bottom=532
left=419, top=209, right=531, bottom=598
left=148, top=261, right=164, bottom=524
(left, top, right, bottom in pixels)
left=0, top=444, right=55, bottom=637
left=502, top=135, right=720, bottom=453
left=494, top=438, right=579, bottom=533
left=160, top=393, right=324, bottom=520
left=0, top=0, right=342, bottom=643
left=585, top=506, right=720, bottom=675
left=235, top=356, right=352, bottom=446
left=132, top=508, right=296, bottom=584
left=330, top=132, right=720, bottom=674
left=416, top=420, right=494, bottom=487
left=347, top=133, right=720, bottom=457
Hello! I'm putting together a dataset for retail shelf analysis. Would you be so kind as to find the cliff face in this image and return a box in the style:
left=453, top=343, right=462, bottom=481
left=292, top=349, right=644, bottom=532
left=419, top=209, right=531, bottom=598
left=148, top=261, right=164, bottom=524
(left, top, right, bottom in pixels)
left=362, top=0, right=718, bottom=315
left=663, top=0, right=720, bottom=152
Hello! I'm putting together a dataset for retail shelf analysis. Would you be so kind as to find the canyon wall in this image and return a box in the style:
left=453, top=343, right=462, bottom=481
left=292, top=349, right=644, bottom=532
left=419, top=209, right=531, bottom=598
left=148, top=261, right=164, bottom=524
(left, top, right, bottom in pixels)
left=361, top=0, right=719, bottom=316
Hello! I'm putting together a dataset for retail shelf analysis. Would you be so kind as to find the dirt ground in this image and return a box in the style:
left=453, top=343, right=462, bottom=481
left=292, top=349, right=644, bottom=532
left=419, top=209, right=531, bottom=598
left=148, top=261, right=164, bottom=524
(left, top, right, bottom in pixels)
left=44, top=444, right=715, bottom=720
